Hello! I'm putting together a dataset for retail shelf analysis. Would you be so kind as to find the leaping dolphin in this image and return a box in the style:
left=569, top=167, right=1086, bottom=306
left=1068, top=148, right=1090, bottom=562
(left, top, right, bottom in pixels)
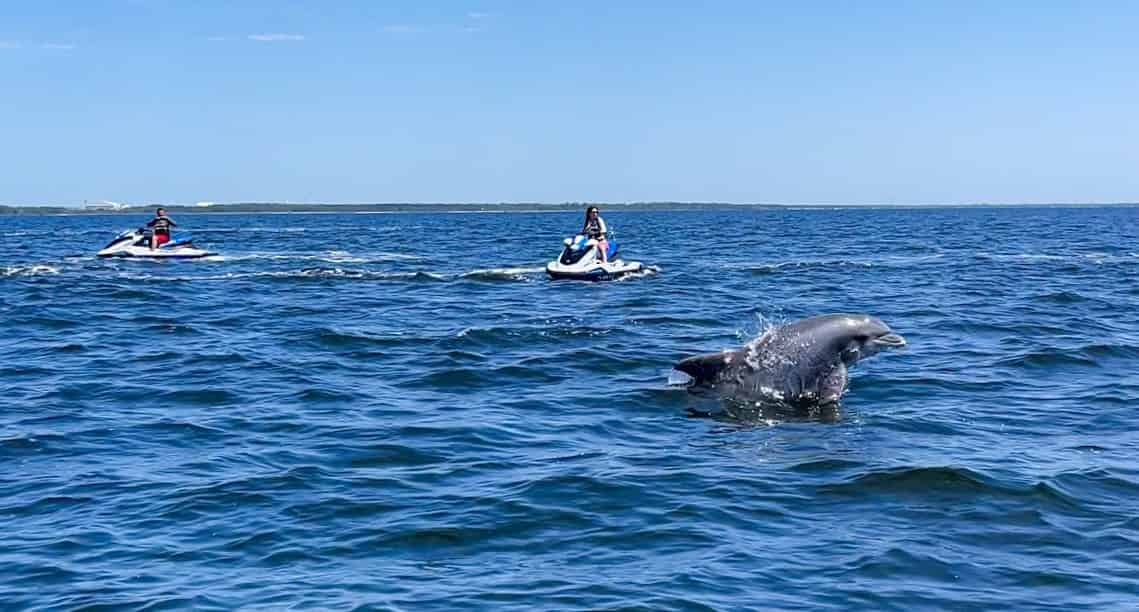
left=673, top=314, right=906, bottom=412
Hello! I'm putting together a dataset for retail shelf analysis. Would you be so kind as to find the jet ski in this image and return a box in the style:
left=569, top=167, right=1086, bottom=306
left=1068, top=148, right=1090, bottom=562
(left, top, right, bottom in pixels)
left=97, top=228, right=215, bottom=259
left=546, top=234, right=644, bottom=281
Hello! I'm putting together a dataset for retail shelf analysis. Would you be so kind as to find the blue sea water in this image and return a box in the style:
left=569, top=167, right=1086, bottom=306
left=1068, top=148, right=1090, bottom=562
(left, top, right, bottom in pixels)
left=2, top=207, right=1138, bottom=610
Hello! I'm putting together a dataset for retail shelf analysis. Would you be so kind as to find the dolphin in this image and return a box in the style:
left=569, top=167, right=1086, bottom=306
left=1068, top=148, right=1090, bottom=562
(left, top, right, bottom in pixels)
left=673, top=314, right=906, bottom=412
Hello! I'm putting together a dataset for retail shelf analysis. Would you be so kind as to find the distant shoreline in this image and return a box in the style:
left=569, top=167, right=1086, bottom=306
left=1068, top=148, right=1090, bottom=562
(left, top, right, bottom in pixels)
left=1, top=201, right=1137, bottom=215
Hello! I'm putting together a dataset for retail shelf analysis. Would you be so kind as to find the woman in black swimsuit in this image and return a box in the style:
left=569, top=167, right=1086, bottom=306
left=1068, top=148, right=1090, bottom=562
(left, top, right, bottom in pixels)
left=581, top=205, right=609, bottom=263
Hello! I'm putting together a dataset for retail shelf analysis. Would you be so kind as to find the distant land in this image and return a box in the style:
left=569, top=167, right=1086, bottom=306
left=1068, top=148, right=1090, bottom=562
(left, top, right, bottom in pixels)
left=1, top=201, right=1136, bottom=215
left=1, top=202, right=759, bottom=215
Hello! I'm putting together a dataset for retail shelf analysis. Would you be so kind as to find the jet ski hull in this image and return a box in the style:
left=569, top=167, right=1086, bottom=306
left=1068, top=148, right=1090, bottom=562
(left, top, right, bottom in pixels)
left=97, top=228, right=214, bottom=258
left=546, top=260, right=644, bottom=281
left=546, top=235, right=644, bottom=280
left=97, top=245, right=214, bottom=259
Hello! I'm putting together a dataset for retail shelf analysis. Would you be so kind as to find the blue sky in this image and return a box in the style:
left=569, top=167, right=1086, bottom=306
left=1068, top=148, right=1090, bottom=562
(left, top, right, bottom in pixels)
left=1, top=0, right=1136, bottom=205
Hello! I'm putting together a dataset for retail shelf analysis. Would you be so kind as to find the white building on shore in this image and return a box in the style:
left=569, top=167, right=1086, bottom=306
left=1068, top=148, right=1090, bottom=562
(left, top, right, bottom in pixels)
left=84, top=200, right=130, bottom=211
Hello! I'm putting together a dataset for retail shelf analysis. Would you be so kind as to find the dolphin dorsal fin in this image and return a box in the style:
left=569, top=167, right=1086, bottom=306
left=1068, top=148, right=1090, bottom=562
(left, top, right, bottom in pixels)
left=674, top=351, right=741, bottom=385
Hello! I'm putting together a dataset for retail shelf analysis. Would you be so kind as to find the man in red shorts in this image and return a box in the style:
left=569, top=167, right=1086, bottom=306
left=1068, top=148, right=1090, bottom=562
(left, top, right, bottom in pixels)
left=147, top=207, right=177, bottom=250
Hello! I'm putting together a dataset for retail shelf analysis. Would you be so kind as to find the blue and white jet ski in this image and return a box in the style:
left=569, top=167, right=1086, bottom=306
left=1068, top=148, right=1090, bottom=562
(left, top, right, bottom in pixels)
left=546, top=234, right=644, bottom=281
left=97, top=228, right=215, bottom=259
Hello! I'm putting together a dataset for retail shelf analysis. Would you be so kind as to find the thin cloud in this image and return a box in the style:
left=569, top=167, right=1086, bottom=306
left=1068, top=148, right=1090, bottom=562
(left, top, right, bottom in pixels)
left=207, top=36, right=228, bottom=42
left=42, top=43, right=76, bottom=50
left=0, top=41, right=20, bottom=49
left=248, top=33, right=305, bottom=42
left=382, top=24, right=427, bottom=34
left=382, top=16, right=491, bottom=36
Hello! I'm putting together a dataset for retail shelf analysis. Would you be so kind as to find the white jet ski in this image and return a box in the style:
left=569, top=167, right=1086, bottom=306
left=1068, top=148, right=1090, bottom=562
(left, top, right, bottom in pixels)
left=546, top=234, right=643, bottom=281
left=97, top=228, right=215, bottom=259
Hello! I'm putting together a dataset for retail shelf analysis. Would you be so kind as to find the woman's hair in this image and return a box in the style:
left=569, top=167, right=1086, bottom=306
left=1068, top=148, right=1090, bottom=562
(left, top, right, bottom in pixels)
left=157, top=207, right=166, bottom=214
left=583, top=205, right=599, bottom=227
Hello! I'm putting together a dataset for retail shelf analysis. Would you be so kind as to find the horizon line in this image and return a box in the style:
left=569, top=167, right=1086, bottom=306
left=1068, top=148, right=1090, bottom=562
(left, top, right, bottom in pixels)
left=3, top=200, right=1138, bottom=211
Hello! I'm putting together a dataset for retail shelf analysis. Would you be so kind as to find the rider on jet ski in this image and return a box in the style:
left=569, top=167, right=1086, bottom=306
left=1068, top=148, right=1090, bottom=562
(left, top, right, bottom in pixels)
left=546, top=204, right=644, bottom=280
left=582, top=205, right=608, bottom=264
left=147, top=207, right=177, bottom=249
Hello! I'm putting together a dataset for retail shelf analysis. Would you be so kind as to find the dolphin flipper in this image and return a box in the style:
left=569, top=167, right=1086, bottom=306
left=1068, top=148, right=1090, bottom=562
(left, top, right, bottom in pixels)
left=674, top=351, right=742, bottom=386
left=819, top=362, right=848, bottom=404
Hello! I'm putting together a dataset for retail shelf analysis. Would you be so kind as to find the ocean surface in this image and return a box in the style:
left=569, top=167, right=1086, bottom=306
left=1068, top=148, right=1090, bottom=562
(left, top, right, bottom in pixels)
left=2, top=207, right=1138, bottom=610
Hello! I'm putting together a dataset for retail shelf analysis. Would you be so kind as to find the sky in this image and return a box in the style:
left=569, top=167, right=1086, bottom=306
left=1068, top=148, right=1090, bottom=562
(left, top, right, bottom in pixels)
left=1, top=0, right=1137, bottom=206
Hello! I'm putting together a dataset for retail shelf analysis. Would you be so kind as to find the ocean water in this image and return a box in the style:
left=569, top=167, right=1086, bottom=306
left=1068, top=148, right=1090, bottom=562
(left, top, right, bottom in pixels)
left=2, top=207, right=1138, bottom=610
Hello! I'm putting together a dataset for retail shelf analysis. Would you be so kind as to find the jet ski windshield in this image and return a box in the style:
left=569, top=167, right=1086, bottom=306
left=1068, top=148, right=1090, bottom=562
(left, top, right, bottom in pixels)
left=559, top=236, right=593, bottom=265
left=102, top=228, right=144, bottom=249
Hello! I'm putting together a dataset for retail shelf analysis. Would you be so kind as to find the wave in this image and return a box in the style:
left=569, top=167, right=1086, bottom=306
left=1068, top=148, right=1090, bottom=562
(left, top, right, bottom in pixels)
left=729, top=251, right=1137, bottom=274
left=408, top=363, right=568, bottom=389
left=199, top=226, right=310, bottom=233
left=974, top=252, right=1139, bottom=265
left=724, top=258, right=870, bottom=272
left=819, top=465, right=1005, bottom=497
left=2, top=264, right=60, bottom=277
left=454, top=324, right=611, bottom=341
left=458, top=266, right=545, bottom=282
left=1048, top=468, right=1139, bottom=509
left=115, top=265, right=558, bottom=283
left=616, top=264, right=662, bottom=280
left=211, top=250, right=421, bottom=263
left=116, top=267, right=448, bottom=282
left=310, top=327, right=430, bottom=349
left=995, top=343, right=1139, bottom=369
left=293, top=387, right=360, bottom=402
left=2, top=228, right=117, bottom=237
left=725, top=255, right=941, bottom=274
left=1035, top=290, right=1091, bottom=304
left=978, top=252, right=1069, bottom=262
